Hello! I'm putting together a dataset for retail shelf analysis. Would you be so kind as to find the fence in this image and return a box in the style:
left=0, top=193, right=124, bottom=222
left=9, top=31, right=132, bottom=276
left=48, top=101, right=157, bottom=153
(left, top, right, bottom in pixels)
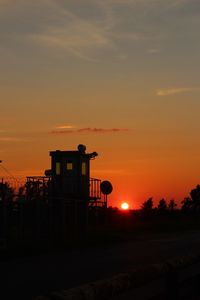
left=0, top=197, right=93, bottom=249
left=0, top=176, right=25, bottom=190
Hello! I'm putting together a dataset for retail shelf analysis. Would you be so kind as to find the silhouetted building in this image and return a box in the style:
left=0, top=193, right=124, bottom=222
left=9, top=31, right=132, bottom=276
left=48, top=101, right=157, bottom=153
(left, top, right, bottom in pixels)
left=0, top=145, right=112, bottom=247
left=26, top=145, right=105, bottom=206
left=50, top=145, right=98, bottom=200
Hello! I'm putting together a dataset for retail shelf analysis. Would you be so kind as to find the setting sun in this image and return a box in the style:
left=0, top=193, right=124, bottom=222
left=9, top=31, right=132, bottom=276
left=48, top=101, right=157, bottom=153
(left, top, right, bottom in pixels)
left=121, top=202, right=129, bottom=210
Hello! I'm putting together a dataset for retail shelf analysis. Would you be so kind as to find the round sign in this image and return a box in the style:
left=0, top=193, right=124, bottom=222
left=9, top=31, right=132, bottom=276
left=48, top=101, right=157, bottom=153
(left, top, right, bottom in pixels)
left=100, top=181, right=113, bottom=195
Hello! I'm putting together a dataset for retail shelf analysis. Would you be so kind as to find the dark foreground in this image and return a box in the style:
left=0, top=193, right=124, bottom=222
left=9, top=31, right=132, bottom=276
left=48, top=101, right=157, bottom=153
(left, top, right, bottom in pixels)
left=2, top=228, right=200, bottom=300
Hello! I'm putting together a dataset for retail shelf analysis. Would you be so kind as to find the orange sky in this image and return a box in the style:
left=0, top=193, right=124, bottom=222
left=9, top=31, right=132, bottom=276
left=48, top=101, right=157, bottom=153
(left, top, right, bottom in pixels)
left=0, top=0, right=200, bottom=208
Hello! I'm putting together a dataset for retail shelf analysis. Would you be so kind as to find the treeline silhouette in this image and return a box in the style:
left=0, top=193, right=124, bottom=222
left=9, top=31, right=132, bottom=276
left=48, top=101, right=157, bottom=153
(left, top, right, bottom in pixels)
left=1, top=181, right=200, bottom=211
left=1, top=181, right=200, bottom=256
left=140, top=184, right=200, bottom=216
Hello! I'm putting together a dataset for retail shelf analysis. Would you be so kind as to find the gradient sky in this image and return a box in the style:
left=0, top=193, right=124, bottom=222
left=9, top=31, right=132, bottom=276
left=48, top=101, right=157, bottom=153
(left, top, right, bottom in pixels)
left=0, top=0, right=200, bottom=208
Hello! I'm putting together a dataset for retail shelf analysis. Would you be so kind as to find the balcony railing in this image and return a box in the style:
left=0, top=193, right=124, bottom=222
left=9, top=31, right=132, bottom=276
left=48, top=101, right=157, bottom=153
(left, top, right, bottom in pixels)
left=90, top=178, right=101, bottom=200
left=26, top=176, right=102, bottom=201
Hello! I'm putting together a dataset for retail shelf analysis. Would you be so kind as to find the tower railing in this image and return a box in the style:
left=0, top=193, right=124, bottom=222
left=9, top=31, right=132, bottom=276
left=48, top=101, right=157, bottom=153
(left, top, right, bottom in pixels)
left=89, top=178, right=101, bottom=200
left=25, top=176, right=102, bottom=202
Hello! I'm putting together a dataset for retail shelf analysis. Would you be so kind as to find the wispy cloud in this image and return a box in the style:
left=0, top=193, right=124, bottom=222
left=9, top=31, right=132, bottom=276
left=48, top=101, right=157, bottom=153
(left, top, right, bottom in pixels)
left=27, top=1, right=116, bottom=62
left=0, top=0, right=13, bottom=6
left=147, top=48, right=160, bottom=54
left=157, top=87, right=200, bottom=96
left=0, top=0, right=197, bottom=62
left=30, top=28, right=113, bottom=62
left=51, top=127, right=129, bottom=134
left=0, top=137, right=27, bottom=142
left=55, top=124, right=76, bottom=130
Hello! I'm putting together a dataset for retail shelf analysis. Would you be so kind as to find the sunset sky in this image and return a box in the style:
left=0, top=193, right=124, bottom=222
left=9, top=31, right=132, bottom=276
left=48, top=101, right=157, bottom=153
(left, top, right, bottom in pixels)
left=0, top=0, right=200, bottom=208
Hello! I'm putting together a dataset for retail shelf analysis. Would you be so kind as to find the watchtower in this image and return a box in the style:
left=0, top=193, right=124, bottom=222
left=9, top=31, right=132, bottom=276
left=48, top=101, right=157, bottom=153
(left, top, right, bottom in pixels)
left=50, top=145, right=98, bottom=200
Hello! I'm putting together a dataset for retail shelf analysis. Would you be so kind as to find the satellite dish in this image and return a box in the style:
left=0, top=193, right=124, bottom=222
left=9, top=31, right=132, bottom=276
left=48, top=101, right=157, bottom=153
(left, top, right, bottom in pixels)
left=100, top=181, right=113, bottom=195
left=78, top=144, right=86, bottom=153
left=44, top=169, right=52, bottom=176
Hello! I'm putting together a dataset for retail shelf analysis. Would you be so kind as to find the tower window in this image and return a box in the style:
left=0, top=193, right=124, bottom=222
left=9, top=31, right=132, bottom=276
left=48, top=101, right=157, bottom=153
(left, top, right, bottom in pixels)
left=82, top=162, right=87, bottom=175
left=56, top=162, right=61, bottom=175
left=66, top=161, right=73, bottom=171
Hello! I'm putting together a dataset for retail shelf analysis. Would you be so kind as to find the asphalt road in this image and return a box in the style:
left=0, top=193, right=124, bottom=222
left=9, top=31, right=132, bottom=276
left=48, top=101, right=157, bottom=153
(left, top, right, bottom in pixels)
left=2, top=230, right=200, bottom=300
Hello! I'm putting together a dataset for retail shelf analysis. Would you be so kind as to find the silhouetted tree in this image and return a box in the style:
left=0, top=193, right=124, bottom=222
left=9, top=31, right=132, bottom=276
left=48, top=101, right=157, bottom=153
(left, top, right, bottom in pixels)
left=141, top=197, right=153, bottom=211
left=168, top=199, right=177, bottom=211
left=0, top=181, right=15, bottom=202
left=157, top=198, right=167, bottom=211
left=181, top=197, right=193, bottom=211
left=16, top=185, right=26, bottom=203
left=190, top=185, right=200, bottom=211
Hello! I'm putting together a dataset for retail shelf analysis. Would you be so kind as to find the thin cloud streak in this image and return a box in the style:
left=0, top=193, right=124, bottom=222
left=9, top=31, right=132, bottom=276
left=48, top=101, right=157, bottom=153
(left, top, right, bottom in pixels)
left=0, top=0, right=195, bottom=61
left=0, top=137, right=28, bottom=142
left=51, top=127, right=129, bottom=134
left=148, top=48, right=160, bottom=54
left=55, top=125, right=76, bottom=129
left=28, top=0, right=116, bottom=62
left=157, top=87, right=200, bottom=96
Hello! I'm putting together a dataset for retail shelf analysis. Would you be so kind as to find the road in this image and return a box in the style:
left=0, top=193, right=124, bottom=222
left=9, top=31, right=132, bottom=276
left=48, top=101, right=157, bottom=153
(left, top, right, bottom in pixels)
left=1, top=230, right=200, bottom=300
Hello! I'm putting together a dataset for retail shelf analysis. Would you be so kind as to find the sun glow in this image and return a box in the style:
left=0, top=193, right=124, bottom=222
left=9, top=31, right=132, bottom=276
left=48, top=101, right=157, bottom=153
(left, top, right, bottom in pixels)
left=121, top=202, right=129, bottom=210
